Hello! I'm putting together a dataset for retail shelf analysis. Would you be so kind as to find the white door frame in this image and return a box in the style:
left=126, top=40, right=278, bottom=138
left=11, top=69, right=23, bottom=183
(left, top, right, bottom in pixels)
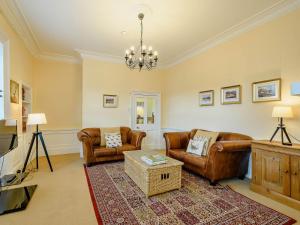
left=130, top=91, right=161, bottom=131
left=0, top=29, right=10, bottom=119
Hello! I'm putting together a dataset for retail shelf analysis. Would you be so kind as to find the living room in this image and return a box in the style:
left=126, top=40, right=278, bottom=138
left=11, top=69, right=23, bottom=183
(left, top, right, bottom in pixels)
left=0, top=0, right=300, bottom=224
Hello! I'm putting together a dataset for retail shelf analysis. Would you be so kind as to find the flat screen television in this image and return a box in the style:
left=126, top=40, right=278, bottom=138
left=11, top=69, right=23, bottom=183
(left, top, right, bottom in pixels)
left=0, top=119, right=18, bottom=158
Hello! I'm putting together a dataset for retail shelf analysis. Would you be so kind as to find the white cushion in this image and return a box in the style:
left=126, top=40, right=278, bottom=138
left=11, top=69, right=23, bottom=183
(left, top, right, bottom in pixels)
left=105, top=133, right=122, bottom=148
left=187, top=136, right=211, bottom=156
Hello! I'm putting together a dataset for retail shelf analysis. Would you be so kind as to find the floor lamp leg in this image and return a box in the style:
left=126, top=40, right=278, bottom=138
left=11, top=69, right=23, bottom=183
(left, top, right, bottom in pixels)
left=36, top=135, right=39, bottom=169
left=39, top=133, right=53, bottom=172
left=22, top=134, right=36, bottom=173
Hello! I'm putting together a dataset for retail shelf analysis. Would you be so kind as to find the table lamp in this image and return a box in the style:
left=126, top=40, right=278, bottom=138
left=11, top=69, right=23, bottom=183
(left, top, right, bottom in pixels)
left=270, top=106, right=293, bottom=146
left=22, top=113, right=53, bottom=173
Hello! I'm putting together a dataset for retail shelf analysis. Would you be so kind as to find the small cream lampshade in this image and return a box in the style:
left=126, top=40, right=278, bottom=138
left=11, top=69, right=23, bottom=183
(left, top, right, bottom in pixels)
left=27, top=113, right=47, bottom=125
left=5, top=119, right=17, bottom=126
left=272, top=106, right=293, bottom=118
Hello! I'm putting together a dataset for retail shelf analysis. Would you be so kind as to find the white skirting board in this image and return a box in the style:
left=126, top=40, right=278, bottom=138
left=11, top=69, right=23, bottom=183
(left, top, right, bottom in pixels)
left=0, top=129, right=81, bottom=175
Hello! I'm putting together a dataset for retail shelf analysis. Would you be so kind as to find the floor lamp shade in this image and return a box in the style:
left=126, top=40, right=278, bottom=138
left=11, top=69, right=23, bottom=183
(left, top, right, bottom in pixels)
left=272, top=106, right=293, bottom=118
left=27, top=113, right=47, bottom=125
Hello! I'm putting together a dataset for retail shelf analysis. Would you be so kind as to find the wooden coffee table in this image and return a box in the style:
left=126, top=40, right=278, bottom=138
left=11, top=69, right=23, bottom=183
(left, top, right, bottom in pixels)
left=124, top=150, right=183, bottom=197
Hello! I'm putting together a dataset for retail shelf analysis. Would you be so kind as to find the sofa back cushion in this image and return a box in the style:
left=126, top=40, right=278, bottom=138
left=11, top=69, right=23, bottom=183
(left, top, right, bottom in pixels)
left=100, top=127, right=120, bottom=146
left=120, top=127, right=131, bottom=144
left=217, top=132, right=252, bottom=141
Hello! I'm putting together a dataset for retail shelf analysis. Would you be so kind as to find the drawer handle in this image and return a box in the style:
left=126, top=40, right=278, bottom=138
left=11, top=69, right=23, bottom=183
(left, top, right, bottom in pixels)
left=161, top=173, right=170, bottom=180
left=293, top=172, right=298, bottom=176
left=284, top=170, right=289, bottom=174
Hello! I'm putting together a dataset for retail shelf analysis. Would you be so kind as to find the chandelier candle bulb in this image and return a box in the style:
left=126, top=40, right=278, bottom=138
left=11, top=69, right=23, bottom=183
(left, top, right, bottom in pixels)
left=124, top=13, right=158, bottom=70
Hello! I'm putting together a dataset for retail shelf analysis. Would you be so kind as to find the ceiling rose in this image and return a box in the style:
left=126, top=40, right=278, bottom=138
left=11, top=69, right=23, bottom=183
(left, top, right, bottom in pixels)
left=124, top=13, right=158, bottom=71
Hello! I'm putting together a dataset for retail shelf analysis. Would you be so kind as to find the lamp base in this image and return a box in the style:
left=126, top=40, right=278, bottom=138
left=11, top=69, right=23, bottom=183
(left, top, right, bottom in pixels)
left=270, top=118, right=292, bottom=146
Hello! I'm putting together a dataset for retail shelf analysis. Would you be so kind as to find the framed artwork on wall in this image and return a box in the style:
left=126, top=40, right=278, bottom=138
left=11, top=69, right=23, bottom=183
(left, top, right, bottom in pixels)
left=221, top=85, right=241, bottom=105
left=103, top=94, right=118, bottom=108
left=10, top=80, right=19, bottom=104
left=199, top=90, right=214, bottom=106
left=252, top=78, right=281, bottom=103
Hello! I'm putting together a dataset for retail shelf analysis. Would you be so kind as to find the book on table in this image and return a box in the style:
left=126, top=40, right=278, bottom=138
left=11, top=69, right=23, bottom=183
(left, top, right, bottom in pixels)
left=141, top=154, right=167, bottom=166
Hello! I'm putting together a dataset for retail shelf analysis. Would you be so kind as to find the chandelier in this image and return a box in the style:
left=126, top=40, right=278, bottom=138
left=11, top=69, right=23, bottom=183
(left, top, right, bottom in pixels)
left=125, top=13, right=158, bottom=71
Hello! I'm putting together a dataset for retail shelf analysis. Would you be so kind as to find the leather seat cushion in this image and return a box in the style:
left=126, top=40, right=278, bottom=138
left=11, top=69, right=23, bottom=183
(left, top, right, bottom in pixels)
left=116, top=144, right=136, bottom=155
left=183, top=153, right=207, bottom=169
left=94, top=147, right=117, bottom=157
left=168, top=149, right=187, bottom=161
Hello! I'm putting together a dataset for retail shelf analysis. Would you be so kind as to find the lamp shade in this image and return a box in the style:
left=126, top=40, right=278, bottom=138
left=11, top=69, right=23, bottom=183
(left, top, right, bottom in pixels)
left=5, top=119, right=17, bottom=126
left=291, top=82, right=300, bottom=95
left=27, top=113, right=47, bottom=125
left=272, top=106, right=293, bottom=118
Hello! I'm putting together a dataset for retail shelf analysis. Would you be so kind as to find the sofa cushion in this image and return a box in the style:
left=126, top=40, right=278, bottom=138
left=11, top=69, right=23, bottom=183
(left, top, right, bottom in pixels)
left=100, top=127, right=120, bottom=146
left=168, top=149, right=187, bottom=161
left=116, top=144, right=136, bottom=155
left=94, top=147, right=117, bottom=157
left=183, top=154, right=207, bottom=169
left=105, top=133, right=122, bottom=148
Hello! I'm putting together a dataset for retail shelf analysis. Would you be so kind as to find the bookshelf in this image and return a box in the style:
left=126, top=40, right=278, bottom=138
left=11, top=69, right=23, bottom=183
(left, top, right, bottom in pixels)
left=21, top=84, right=32, bottom=133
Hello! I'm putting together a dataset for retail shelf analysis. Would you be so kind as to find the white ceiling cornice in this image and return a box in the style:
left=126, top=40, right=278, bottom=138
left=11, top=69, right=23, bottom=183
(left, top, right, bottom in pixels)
left=76, top=49, right=124, bottom=64
left=1, top=0, right=300, bottom=67
left=160, top=0, right=300, bottom=68
left=0, top=0, right=80, bottom=64
left=0, top=0, right=40, bottom=55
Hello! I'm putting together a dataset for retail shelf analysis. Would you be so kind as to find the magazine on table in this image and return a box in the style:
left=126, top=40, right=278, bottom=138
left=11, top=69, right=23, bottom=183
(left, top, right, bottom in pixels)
left=141, top=154, right=167, bottom=166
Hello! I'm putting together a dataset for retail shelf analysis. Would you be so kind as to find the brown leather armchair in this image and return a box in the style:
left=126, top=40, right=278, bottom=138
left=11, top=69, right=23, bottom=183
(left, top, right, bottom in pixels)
left=164, top=129, right=252, bottom=184
left=78, top=127, right=146, bottom=166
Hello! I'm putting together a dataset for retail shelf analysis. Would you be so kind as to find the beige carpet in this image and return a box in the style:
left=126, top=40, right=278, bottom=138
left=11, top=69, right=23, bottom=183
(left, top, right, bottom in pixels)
left=0, top=153, right=299, bottom=225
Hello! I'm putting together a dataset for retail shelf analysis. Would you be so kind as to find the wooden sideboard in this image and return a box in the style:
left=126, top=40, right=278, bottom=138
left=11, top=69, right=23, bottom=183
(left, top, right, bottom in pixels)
left=251, top=140, right=300, bottom=210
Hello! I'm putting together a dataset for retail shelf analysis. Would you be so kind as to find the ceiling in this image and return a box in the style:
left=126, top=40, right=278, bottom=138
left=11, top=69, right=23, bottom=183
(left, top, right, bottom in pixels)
left=1, top=0, right=299, bottom=66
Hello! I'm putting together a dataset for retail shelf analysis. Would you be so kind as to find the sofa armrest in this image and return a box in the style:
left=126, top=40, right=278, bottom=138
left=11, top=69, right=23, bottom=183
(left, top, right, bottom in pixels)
left=77, top=130, right=98, bottom=165
left=213, top=140, right=252, bottom=153
left=163, top=132, right=190, bottom=153
left=130, top=131, right=146, bottom=149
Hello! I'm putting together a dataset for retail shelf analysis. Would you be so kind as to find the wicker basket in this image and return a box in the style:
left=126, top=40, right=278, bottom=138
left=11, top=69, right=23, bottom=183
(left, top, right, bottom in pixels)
left=124, top=150, right=183, bottom=197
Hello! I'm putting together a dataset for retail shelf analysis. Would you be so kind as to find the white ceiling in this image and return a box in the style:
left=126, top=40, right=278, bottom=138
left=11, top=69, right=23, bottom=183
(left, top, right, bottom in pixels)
left=1, top=0, right=299, bottom=65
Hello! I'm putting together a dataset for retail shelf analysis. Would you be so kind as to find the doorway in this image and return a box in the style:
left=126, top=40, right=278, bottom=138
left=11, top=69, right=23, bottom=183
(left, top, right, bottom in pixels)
left=131, top=92, right=161, bottom=149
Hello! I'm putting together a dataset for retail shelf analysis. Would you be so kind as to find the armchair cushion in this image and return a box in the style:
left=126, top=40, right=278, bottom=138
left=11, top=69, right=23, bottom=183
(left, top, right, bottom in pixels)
left=94, top=147, right=117, bottom=157
left=183, top=154, right=207, bottom=170
left=116, top=144, right=136, bottom=155
left=168, top=149, right=187, bottom=161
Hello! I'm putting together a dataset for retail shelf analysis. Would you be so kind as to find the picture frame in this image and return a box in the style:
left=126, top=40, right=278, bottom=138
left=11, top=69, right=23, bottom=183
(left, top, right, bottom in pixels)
left=221, top=85, right=241, bottom=105
left=103, top=94, right=118, bottom=108
left=252, top=78, right=281, bottom=103
left=10, top=80, right=19, bottom=104
left=199, top=90, right=214, bottom=106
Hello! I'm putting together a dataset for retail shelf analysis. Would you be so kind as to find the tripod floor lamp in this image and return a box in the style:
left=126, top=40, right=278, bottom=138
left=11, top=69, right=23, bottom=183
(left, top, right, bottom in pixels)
left=270, top=106, right=293, bottom=146
left=22, top=113, right=53, bottom=173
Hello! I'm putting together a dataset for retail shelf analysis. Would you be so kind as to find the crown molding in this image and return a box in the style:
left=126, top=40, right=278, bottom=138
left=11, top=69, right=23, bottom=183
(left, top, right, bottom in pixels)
left=0, top=0, right=40, bottom=56
left=160, top=0, right=300, bottom=68
left=76, top=49, right=123, bottom=64
left=36, top=52, right=81, bottom=64
left=1, top=0, right=300, bottom=68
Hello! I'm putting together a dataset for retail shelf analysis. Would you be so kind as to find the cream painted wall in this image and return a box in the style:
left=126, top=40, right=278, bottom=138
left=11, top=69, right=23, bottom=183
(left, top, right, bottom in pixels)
left=162, top=8, right=300, bottom=142
left=32, top=58, right=82, bottom=130
left=82, top=59, right=164, bottom=128
left=0, top=13, right=33, bottom=174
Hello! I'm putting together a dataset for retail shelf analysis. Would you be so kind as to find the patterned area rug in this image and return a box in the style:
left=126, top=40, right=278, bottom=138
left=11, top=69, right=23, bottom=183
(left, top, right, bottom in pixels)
left=84, top=162, right=296, bottom=225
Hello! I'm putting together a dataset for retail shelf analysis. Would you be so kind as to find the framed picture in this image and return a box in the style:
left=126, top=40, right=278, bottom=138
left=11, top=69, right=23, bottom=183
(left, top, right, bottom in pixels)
left=252, top=78, right=281, bottom=103
left=199, top=90, right=214, bottom=106
left=221, top=85, right=241, bottom=105
left=10, top=80, right=19, bottom=104
left=103, top=94, right=118, bottom=108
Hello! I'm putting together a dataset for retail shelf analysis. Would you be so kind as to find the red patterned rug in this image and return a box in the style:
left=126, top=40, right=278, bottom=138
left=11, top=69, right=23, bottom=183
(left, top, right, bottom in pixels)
left=84, top=162, right=296, bottom=225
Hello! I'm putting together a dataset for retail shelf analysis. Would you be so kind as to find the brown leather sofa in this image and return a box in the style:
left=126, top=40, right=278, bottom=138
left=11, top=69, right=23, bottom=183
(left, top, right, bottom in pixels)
left=78, top=127, right=146, bottom=166
left=164, top=129, right=252, bottom=184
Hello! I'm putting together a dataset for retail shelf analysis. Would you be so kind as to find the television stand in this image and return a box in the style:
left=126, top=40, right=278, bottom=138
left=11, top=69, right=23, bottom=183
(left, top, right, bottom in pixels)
left=0, top=172, right=29, bottom=187
left=0, top=185, right=37, bottom=215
